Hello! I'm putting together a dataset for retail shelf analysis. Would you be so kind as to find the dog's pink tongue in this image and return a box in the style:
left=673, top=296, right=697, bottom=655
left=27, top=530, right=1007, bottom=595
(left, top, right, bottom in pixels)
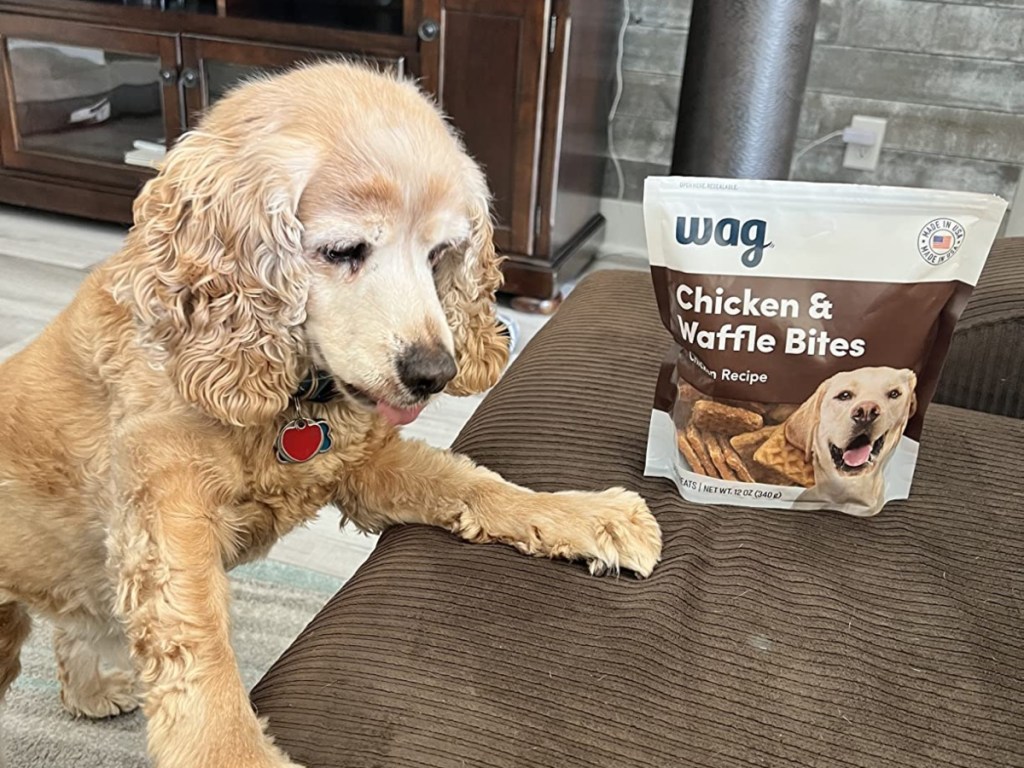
left=376, top=401, right=426, bottom=426
left=843, top=443, right=873, bottom=468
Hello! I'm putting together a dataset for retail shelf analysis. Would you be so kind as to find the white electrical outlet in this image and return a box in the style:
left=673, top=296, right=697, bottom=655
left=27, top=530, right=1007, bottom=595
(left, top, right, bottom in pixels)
left=843, top=116, right=887, bottom=171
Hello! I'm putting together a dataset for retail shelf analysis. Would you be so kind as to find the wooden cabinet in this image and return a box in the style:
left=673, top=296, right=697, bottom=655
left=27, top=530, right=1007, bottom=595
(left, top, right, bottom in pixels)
left=178, top=35, right=407, bottom=126
left=0, top=0, right=621, bottom=300
left=425, top=0, right=548, bottom=258
left=422, top=0, right=621, bottom=299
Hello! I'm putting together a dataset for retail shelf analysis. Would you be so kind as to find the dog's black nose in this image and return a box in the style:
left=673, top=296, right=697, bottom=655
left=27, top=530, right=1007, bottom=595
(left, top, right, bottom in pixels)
left=398, top=344, right=457, bottom=399
left=852, top=401, right=880, bottom=425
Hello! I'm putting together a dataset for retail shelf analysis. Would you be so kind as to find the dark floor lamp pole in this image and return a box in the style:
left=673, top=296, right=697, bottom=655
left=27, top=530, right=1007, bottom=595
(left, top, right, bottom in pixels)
left=670, top=0, right=820, bottom=179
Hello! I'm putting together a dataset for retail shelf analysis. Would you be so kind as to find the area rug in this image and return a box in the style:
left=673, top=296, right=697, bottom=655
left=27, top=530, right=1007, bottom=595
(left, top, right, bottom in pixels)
left=3, top=561, right=345, bottom=768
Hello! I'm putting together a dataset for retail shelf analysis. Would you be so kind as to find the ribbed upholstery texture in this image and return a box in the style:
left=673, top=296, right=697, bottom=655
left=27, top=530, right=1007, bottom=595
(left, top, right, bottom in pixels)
left=251, top=269, right=1024, bottom=768
left=935, top=236, right=1024, bottom=418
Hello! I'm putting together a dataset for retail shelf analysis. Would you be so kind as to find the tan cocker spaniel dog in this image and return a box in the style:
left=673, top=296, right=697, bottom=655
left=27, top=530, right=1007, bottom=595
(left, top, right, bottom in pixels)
left=0, top=63, right=661, bottom=768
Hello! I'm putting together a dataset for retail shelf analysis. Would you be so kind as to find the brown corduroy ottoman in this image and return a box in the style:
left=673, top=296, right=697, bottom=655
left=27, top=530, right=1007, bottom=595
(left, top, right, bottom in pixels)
left=251, top=262, right=1024, bottom=767
left=935, top=237, right=1024, bottom=418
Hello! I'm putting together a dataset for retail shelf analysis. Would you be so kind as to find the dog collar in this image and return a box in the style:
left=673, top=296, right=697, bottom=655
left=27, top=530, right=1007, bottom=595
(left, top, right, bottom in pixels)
left=276, top=369, right=337, bottom=465
left=293, top=369, right=339, bottom=404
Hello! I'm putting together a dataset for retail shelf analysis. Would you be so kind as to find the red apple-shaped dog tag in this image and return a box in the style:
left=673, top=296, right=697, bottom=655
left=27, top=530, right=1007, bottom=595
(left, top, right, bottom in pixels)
left=276, top=418, right=332, bottom=464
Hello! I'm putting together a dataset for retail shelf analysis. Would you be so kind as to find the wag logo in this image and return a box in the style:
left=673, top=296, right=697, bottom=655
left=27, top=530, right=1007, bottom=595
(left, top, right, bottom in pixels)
left=675, top=216, right=772, bottom=267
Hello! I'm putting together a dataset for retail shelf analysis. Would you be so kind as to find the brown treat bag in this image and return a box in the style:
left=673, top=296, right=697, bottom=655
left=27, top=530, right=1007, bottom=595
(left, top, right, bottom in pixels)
left=644, top=175, right=1006, bottom=515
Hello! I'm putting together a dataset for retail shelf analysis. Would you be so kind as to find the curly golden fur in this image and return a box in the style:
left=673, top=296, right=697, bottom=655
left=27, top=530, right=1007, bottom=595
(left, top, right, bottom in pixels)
left=0, top=63, right=661, bottom=768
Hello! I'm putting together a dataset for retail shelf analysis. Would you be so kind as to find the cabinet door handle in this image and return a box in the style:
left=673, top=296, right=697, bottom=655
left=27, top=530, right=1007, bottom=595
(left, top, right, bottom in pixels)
left=159, top=68, right=178, bottom=86
left=181, top=68, right=199, bottom=89
left=418, top=18, right=440, bottom=42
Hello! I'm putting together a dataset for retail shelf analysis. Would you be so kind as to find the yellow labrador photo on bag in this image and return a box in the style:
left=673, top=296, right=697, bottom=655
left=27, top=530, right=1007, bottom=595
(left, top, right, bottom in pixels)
left=643, top=176, right=1007, bottom=516
left=786, top=367, right=917, bottom=516
left=668, top=366, right=918, bottom=515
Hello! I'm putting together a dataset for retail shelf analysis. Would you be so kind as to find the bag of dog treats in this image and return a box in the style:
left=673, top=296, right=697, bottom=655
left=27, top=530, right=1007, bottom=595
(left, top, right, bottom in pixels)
left=643, top=177, right=1007, bottom=516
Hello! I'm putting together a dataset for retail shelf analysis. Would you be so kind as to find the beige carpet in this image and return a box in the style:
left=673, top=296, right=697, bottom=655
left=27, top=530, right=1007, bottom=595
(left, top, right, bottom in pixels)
left=3, top=561, right=343, bottom=767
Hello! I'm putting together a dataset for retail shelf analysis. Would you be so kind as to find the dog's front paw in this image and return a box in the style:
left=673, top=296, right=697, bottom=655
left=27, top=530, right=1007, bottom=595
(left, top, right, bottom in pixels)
left=61, top=669, right=139, bottom=719
left=538, top=488, right=662, bottom=578
left=580, top=488, right=662, bottom=577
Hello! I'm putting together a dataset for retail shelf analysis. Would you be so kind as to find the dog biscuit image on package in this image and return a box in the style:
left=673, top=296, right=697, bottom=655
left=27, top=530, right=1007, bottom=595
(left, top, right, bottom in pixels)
left=643, top=177, right=1007, bottom=516
left=691, top=399, right=764, bottom=435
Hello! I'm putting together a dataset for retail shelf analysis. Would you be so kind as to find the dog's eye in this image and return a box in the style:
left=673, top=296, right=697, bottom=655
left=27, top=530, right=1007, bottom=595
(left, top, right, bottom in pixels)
left=836, top=390, right=853, bottom=401
left=321, top=242, right=369, bottom=267
left=888, top=388, right=902, bottom=399
left=428, top=242, right=449, bottom=270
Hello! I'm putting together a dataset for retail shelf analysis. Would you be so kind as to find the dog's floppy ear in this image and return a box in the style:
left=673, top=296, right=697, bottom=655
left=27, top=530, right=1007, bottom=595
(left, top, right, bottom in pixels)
left=113, top=131, right=313, bottom=427
left=436, top=163, right=510, bottom=396
left=784, top=381, right=828, bottom=462
left=904, top=369, right=919, bottom=419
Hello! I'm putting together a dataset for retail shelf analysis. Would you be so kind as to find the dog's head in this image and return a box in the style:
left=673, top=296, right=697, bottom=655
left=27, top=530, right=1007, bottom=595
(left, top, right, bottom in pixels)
left=785, top=367, right=917, bottom=479
left=113, top=62, right=508, bottom=427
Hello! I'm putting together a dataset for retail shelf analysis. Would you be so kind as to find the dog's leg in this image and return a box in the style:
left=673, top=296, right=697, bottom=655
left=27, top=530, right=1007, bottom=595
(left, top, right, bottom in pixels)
left=110, top=468, right=302, bottom=768
left=0, top=602, right=30, bottom=703
left=339, top=439, right=662, bottom=576
left=54, top=616, right=138, bottom=719
left=0, top=601, right=31, bottom=768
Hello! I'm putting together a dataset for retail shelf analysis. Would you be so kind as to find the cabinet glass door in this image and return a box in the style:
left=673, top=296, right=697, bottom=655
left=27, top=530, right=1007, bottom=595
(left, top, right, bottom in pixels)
left=180, top=36, right=406, bottom=127
left=0, top=16, right=181, bottom=186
